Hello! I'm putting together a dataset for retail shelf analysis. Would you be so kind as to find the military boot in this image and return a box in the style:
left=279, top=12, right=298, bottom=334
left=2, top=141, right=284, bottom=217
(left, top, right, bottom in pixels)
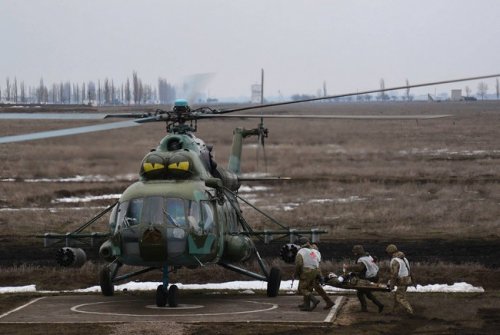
left=358, top=292, right=368, bottom=312
left=323, top=297, right=335, bottom=310
left=299, top=295, right=311, bottom=311
left=308, top=294, right=320, bottom=311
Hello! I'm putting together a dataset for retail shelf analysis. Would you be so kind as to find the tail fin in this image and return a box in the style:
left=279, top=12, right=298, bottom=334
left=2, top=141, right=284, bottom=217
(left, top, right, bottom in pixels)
left=227, top=128, right=246, bottom=174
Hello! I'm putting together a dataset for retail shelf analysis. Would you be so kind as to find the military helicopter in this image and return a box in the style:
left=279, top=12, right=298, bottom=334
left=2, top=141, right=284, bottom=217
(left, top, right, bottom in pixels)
left=0, top=73, right=497, bottom=307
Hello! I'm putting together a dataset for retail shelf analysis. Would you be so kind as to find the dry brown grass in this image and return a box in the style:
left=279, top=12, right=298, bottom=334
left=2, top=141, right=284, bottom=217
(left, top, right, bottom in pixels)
left=0, top=102, right=499, bottom=242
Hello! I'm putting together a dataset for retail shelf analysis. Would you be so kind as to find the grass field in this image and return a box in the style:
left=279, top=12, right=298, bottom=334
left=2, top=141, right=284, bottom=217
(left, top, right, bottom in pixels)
left=1, top=101, right=500, bottom=334
left=1, top=101, right=499, bottom=240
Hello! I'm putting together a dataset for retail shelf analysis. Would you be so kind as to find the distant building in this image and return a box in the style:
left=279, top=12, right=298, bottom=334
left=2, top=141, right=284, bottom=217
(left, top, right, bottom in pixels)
left=451, top=89, right=462, bottom=101
left=251, top=84, right=262, bottom=103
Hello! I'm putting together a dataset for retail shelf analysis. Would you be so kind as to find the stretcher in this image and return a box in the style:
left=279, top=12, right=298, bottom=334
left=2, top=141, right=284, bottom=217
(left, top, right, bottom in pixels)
left=325, top=273, right=391, bottom=292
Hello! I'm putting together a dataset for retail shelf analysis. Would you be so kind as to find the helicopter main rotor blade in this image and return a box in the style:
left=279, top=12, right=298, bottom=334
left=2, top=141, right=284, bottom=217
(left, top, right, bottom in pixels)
left=198, top=114, right=450, bottom=120
left=0, top=112, right=155, bottom=120
left=216, top=73, right=500, bottom=114
left=0, top=117, right=157, bottom=144
left=0, top=113, right=110, bottom=120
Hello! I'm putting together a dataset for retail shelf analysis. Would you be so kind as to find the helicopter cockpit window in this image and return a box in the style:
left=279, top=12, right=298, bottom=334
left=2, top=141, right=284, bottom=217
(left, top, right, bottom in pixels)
left=108, top=205, right=118, bottom=232
left=201, top=201, right=215, bottom=234
left=187, top=201, right=201, bottom=234
left=165, top=198, right=187, bottom=227
left=115, top=197, right=204, bottom=235
left=142, top=196, right=166, bottom=226
left=115, top=198, right=143, bottom=232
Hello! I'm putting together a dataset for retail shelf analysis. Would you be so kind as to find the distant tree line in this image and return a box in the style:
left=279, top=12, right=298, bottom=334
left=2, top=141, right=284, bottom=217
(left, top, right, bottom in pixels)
left=0, top=71, right=176, bottom=105
left=290, top=77, right=499, bottom=102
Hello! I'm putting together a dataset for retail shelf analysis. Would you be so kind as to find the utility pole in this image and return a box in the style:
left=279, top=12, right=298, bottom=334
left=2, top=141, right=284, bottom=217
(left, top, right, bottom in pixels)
left=260, top=68, right=264, bottom=104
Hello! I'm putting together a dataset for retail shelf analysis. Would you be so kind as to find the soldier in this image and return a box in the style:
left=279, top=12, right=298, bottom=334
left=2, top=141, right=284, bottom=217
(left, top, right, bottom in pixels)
left=311, top=243, right=335, bottom=310
left=294, top=237, right=321, bottom=311
left=386, top=244, right=414, bottom=315
left=344, top=245, right=384, bottom=313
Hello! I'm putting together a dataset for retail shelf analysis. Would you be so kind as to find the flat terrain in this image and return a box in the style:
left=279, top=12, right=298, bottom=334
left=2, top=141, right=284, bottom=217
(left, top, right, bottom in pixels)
left=1, top=101, right=500, bottom=334
left=0, top=291, right=499, bottom=335
left=2, top=101, right=499, bottom=241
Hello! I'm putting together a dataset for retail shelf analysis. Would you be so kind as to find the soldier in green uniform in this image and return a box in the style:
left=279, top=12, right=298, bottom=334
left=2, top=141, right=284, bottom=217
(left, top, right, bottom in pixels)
left=386, top=244, right=414, bottom=315
left=344, top=245, right=384, bottom=312
left=311, top=243, right=335, bottom=310
left=294, top=238, right=321, bottom=311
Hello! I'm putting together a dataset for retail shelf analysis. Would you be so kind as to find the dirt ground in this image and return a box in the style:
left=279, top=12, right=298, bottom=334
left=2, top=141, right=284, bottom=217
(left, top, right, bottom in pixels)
left=0, top=291, right=499, bottom=335
left=1, top=101, right=500, bottom=334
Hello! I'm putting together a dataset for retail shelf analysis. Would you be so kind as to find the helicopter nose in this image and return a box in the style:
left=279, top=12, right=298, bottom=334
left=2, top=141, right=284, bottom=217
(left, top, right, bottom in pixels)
left=139, top=227, right=168, bottom=261
left=138, top=226, right=188, bottom=262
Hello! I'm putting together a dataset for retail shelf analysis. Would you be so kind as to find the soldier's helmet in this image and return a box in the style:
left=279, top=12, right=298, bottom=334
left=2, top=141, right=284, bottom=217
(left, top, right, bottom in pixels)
left=297, top=237, right=310, bottom=247
left=352, top=244, right=365, bottom=255
left=385, top=244, right=398, bottom=254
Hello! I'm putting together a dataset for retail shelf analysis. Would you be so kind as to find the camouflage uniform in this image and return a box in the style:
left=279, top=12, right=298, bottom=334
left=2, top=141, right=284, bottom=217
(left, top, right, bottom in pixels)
left=295, top=241, right=321, bottom=311
left=345, top=245, right=384, bottom=313
left=386, top=244, right=414, bottom=315
left=311, top=244, right=335, bottom=310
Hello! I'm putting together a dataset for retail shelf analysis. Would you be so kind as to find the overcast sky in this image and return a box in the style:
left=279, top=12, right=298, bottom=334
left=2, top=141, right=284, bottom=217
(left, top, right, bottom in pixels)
left=1, top=0, right=499, bottom=99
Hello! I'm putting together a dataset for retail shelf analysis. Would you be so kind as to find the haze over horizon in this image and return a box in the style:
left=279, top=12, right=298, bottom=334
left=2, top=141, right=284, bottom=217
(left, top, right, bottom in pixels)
left=1, top=0, right=499, bottom=100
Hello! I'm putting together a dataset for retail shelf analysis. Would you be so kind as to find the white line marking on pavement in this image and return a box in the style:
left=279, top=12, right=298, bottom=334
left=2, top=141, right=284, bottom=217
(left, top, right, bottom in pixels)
left=324, top=296, right=345, bottom=323
left=0, top=297, right=46, bottom=320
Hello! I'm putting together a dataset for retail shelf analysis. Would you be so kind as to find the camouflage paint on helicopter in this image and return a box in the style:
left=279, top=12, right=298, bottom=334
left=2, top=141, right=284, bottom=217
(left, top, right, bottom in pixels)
left=96, top=102, right=260, bottom=307
left=100, top=133, right=253, bottom=269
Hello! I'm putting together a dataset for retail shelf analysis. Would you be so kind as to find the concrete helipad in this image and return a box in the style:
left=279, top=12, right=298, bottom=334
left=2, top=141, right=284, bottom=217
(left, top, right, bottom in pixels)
left=0, top=293, right=344, bottom=324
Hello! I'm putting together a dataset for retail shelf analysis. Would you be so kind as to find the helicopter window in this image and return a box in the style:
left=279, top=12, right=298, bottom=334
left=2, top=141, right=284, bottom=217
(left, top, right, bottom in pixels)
left=126, top=199, right=143, bottom=227
left=166, top=138, right=182, bottom=151
left=115, top=199, right=143, bottom=232
left=108, top=205, right=118, bottom=232
left=115, top=197, right=199, bottom=233
left=165, top=198, right=187, bottom=227
left=142, top=196, right=165, bottom=225
left=201, top=201, right=215, bottom=234
left=187, top=201, right=202, bottom=234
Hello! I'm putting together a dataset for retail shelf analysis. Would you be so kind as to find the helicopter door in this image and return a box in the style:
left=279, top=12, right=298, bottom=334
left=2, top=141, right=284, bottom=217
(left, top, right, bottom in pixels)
left=116, top=199, right=143, bottom=259
left=187, top=200, right=218, bottom=259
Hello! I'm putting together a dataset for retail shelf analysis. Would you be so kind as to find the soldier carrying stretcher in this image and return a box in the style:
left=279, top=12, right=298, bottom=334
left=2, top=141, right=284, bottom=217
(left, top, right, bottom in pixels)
left=343, top=245, right=385, bottom=313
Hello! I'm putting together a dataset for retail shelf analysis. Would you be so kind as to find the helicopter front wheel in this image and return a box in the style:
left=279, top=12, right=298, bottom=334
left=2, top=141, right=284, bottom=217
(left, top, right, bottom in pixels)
left=266, top=267, right=281, bottom=297
left=99, top=266, right=114, bottom=296
left=156, top=284, right=179, bottom=307
left=156, top=285, right=168, bottom=307
left=168, top=285, right=178, bottom=307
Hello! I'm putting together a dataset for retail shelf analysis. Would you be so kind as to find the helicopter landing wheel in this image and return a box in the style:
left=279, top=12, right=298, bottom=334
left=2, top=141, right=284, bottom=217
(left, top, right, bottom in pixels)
left=266, top=267, right=281, bottom=297
left=99, top=266, right=114, bottom=296
left=156, top=285, right=168, bottom=307
left=168, top=285, right=179, bottom=307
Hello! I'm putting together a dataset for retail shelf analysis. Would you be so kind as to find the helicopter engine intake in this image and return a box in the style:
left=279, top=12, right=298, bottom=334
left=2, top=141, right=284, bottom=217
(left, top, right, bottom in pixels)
left=99, top=240, right=119, bottom=262
left=56, top=247, right=87, bottom=267
left=223, top=235, right=254, bottom=262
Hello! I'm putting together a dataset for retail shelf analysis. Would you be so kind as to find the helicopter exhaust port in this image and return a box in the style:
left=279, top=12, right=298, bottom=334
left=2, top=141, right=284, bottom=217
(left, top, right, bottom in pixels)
left=279, top=243, right=300, bottom=264
left=55, top=247, right=87, bottom=267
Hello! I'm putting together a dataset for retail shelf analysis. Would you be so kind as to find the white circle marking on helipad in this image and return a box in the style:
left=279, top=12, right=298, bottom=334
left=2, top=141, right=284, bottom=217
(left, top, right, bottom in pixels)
left=70, top=299, right=278, bottom=317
